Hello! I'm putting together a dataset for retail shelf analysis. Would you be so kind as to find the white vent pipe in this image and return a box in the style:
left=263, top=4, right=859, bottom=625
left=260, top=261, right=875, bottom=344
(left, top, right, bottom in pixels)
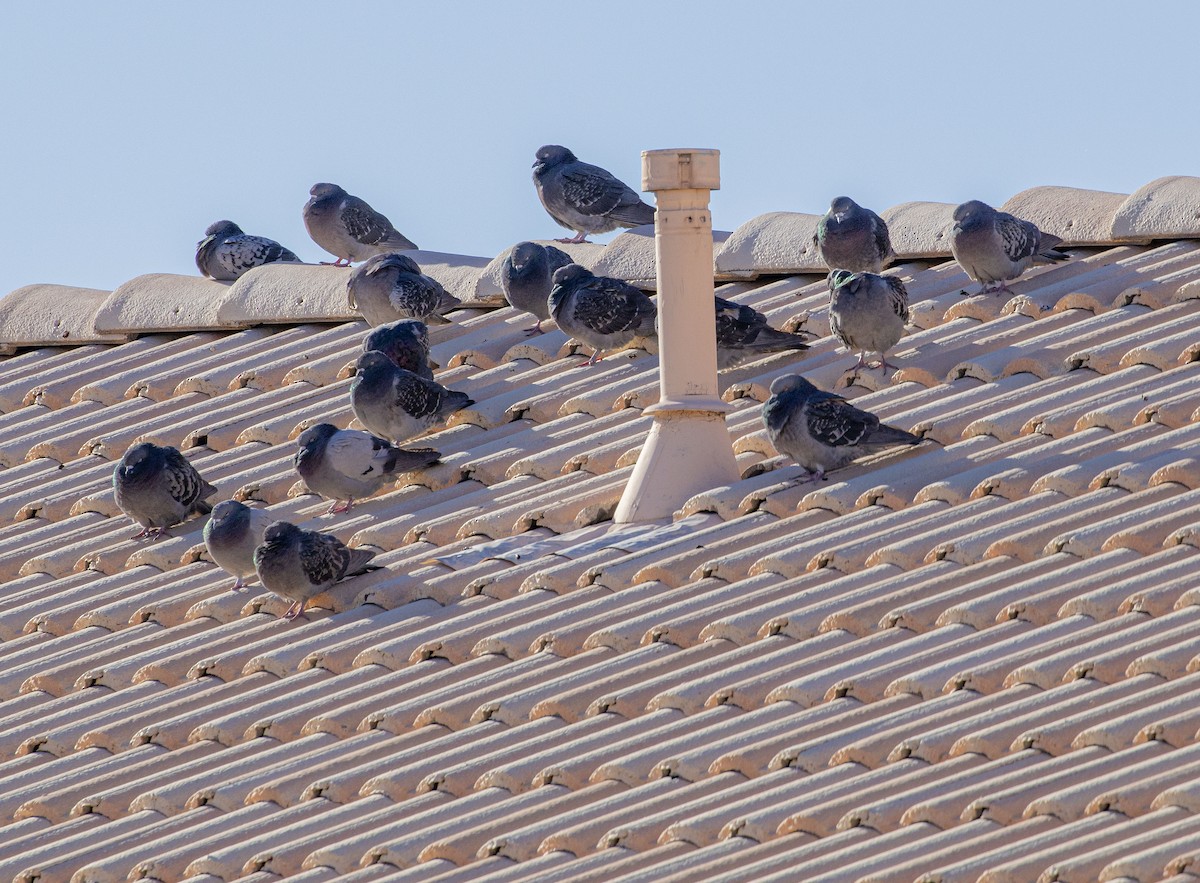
left=614, top=148, right=740, bottom=523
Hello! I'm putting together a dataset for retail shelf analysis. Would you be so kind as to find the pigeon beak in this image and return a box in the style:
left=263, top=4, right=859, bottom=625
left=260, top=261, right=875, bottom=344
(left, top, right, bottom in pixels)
left=197, top=234, right=216, bottom=249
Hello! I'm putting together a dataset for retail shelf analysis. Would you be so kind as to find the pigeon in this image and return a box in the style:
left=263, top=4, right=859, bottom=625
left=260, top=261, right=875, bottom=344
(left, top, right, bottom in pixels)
left=762, top=374, right=921, bottom=483
left=294, top=422, right=441, bottom=514
left=112, top=442, right=217, bottom=539
left=713, top=296, right=811, bottom=369
left=827, top=270, right=910, bottom=371
left=350, top=350, right=474, bottom=444
left=253, top=520, right=379, bottom=620
left=347, top=253, right=462, bottom=327
left=203, top=500, right=275, bottom=591
left=500, top=241, right=575, bottom=334
left=548, top=264, right=657, bottom=366
left=532, top=145, right=655, bottom=243
left=303, top=182, right=418, bottom=266
left=195, top=220, right=301, bottom=281
left=362, top=319, right=435, bottom=380
left=813, top=197, right=894, bottom=274
left=950, top=200, right=1069, bottom=295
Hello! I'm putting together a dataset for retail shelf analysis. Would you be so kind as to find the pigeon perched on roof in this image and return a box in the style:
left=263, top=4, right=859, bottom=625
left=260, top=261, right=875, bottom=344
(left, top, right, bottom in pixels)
left=303, top=182, right=418, bottom=266
left=500, top=241, right=575, bottom=334
left=827, top=270, right=910, bottom=372
left=350, top=350, right=474, bottom=444
left=294, top=422, right=441, bottom=514
left=347, top=253, right=462, bottom=327
left=532, top=145, right=656, bottom=244
left=813, top=197, right=894, bottom=274
left=203, top=500, right=275, bottom=591
left=950, top=200, right=1069, bottom=295
left=762, top=374, right=921, bottom=482
left=253, top=520, right=379, bottom=620
left=713, top=296, right=811, bottom=369
left=112, top=442, right=217, bottom=539
left=548, top=264, right=658, bottom=366
left=195, top=220, right=302, bottom=281
left=362, top=319, right=435, bottom=380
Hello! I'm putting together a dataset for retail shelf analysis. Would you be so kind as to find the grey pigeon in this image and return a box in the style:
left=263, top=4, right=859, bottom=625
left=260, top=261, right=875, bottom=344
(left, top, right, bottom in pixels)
left=714, top=296, right=811, bottom=369
left=362, top=319, right=435, bottom=380
left=950, top=200, right=1069, bottom=295
left=813, top=197, right=894, bottom=274
left=762, top=374, right=921, bottom=483
left=532, top=145, right=655, bottom=243
left=195, top=220, right=301, bottom=281
left=827, top=270, right=910, bottom=371
left=112, top=442, right=217, bottom=539
left=347, top=253, right=462, bottom=327
left=203, top=499, right=275, bottom=591
left=253, top=520, right=379, bottom=620
left=350, top=350, right=474, bottom=443
left=548, top=263, right=657, bottom=366
left=294, top=422, right=441, bottom=514
left=303, top=182, right=418, bottom=266
left=500, top=241, right=574, bottom=334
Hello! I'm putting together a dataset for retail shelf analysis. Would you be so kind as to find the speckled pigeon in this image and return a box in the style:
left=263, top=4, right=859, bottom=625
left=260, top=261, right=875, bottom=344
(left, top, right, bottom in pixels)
left=762, top=374, right=921, bottom=482
left=813, top=197, right=894, bottom=274
left=500, top=241, right=575, bottom=334
left=362, top=318, right=435, bottom=380
left=827, top=270, right=910, bottom=371
left=714, top=296, right=811, bottom=369
left=532, top=145, right=655, bottom=243
left=303, top=182, right=417, bottom=266
left=195, top=220, right=301, bottom=281
left=294, top=422, right=440, bottom=514
left=203, top=499, right=275, bottom=591
left=548, top=263, right=657, bottom=366
left=950, top=200, right=1069, bottom=295
left=112, top=442, right=217, bottom=539
left=253, top=520, right=379, bottom=620
left=347, top=253, right=461, bottom=327
left=350, top=350, right=473, bottom=444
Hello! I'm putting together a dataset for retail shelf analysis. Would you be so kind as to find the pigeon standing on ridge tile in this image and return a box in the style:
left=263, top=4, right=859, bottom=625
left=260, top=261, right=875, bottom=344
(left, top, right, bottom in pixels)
left=347, top=253, right=462, bottom=327
left=112, top=442, right=218, bottom=539
left=362, top=319, right=435, bottom=380
left=195, top=220, right=302, bottom=281
left=303, top=182, right=418, bottom=266
left=253, top=520, right=379, bottom=620
left=950, top=200, right=1069, bottom=295
left=532, top=145, right=656, bottom=244
left=762, top=374, right=921, bottom=483
left=714, top=295, right=811, bottom=369
left=500, top=241, right=575, bottom=334
left=548, top=263, right=657, bottom=366
left=203, top=500, right=275, bottom=591
left=294, top=422, right=441, bottom=514
left=814, top=197, right=894, bottom=274
left=827, top=269, right=910, bottom=372
left=350, top=350, right=474, bottom=444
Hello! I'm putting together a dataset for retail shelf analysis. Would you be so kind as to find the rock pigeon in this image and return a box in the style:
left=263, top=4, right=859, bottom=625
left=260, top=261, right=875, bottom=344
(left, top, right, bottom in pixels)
left=294, top=422, right=441, bottom=514
left=112, top=442, right=217, bottom=539
left=532, top=145, right=655, bottom=244
left=203, top=499, right=275, bottom=591
left=500, top=241, right=575, bottom=334
left=350, top=350, right=474, bottom=443
left=362, top=319, right=435, bottom=380
left=827, top=270, right=910, bottom=371
left=714, top=296, right=811, bottom=369
left=548, top=264, right=657, bottom=366
left=813, top=197, right=894, bottom=274
left=303, top=182, right=418, bottom=266
left=950, top=200, right=1069, bottom=295
left=253, top=520, right=379, bottom=620
left=347, top=253, right=462, bottom=327
left=195, top=220, right=301, bottom=281
left=762, top=374, right=921, bottom=482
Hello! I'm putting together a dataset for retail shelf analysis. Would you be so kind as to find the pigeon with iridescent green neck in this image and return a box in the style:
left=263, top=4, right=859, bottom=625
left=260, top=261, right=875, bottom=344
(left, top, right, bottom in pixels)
left=950, top=200, right=1069, bottom=295
left=827, top=269, right=909, bottom=371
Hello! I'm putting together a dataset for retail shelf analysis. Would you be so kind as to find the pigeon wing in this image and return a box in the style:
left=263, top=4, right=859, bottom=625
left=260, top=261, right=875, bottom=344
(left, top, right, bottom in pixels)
left=324, top=430, right=396, bottom=478
left=871, top=212, right=894, bottom=264
left=340, top=196, right=398, bottom=247
left=161, top=447, right=214, bottom=510
left=996, top=213, right=1040, bottom=264
left=394, top=373, right=454, bottom=420
left=884, top=276, right=910, bottom=324
left=298, top=530, right=351, bottom=585
left=559, top=164, right=629, bottom=217
left=805, top=393, right=878, bottom=449
left=575, top=278, right=656, bottom=336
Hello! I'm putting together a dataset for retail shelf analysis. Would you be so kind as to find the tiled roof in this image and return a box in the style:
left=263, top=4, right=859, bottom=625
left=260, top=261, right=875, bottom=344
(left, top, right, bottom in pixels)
left=0, top=178, right=1198, bottom=881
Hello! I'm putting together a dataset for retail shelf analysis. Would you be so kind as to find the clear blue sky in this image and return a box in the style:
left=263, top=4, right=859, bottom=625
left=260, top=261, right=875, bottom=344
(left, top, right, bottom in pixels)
left=3, top=2, right=1196, bottom=298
